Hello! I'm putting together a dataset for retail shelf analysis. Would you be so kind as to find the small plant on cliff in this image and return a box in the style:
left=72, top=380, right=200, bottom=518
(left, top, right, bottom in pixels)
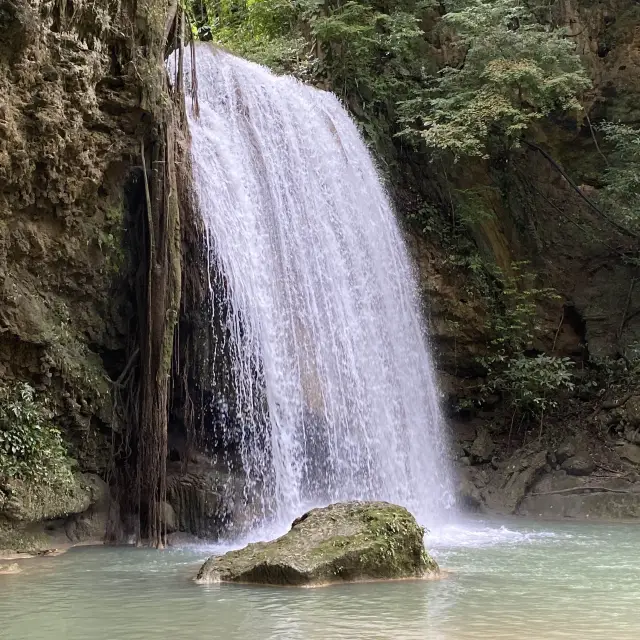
left=485, top=354, right=574, bottom=427
left=485, top=262, right=556, bottom=353
left=598, top=121, right=640, bottom=233
left=397, top=0, right=590, bottom=157
left=481, top=264, right=574, bottom=433
left=0, top=383, right=73, bottom=487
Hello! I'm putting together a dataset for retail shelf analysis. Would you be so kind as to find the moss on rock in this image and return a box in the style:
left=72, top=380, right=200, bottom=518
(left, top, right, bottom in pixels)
left=196, top=501, right=438, bottom=587
left=0, top=474, right=92, bottom=524
left=0, top=472, right=102, bottom=554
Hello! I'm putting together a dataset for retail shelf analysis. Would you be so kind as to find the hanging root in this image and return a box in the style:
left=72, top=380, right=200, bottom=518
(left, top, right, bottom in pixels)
left=189, top=32, right=200, bottom=118
left=106, top=0, right=204, bottom=549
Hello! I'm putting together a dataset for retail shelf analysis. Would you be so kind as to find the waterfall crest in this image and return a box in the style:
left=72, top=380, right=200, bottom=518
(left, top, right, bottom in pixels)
left=186, top=45, right=454, bottom=534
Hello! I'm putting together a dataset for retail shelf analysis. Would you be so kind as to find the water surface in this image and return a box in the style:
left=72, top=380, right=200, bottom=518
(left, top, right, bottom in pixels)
left=2, top=518, right=638, bottom=639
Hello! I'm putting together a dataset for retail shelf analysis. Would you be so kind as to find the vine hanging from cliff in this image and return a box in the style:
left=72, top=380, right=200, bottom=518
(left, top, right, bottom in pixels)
left=104, top=1, right=201, bottom=549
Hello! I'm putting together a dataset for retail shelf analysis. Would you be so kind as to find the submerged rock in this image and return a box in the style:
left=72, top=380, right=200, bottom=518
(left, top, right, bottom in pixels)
left=0, top=563, right=21, bottom=575
left=196, top=501, right=438, bottom=587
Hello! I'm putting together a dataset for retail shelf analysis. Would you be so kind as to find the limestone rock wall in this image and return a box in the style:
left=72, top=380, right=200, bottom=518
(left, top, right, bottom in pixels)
left=0, top=0, right=148, bottom=472
left=409, top=0, right=640, bottom=383
left=0, top=0, right=178, bottom=550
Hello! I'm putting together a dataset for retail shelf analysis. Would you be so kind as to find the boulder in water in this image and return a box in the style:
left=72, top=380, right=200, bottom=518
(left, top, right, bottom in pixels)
left=195, top=501, right=438, bottom=587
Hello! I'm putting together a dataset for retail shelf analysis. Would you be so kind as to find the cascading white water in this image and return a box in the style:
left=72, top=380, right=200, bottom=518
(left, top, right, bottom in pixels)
left=186, top=44, right=454, bottom=534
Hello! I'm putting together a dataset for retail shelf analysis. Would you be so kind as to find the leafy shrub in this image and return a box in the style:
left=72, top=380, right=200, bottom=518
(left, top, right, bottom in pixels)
left=485, top=353, right=574, bottom=419
left=486, top=262, right=557, bottom=353
left=479, top=264, right=574, bottom=428
left=397, top=0, right=590, bottom=157
left=598, top=121, right=640, bottom=232
left=0, top=383, right=73, bottom=486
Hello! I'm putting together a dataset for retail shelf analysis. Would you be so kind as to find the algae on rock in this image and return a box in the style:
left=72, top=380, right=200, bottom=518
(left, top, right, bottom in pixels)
left=196, top=501, right=438, bottom=587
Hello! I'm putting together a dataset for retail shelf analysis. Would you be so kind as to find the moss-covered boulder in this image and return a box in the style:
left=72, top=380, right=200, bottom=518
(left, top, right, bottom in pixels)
left=195, top=501, right=438, bottom=587
left=0, top=473, right=108, bottom=555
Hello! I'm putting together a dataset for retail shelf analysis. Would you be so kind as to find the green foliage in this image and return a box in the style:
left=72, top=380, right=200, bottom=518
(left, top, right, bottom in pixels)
left=486, top=262, right=556, bottom=353
left=199, top=1, right=431, bottom=151
left=598, top=121, right=640, bottom=232
left=197, top=0, right=591, bottom=168
left=486, top=354, right=574, bottom=418
left=397, top=0, right=590, bottom=157
left=199, top=0, right=309, bottom=73
left=308, top=1, right=425, bottom=100
left=0, top=383, right=74, bottom=486
left=454, top=186, right=498, bottom=226
left=480, top=263, right=574, bottom=422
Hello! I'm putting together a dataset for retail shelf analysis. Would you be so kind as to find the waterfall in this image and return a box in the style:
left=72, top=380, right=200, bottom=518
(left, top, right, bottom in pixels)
left=185, top=45, right=454, bottom=535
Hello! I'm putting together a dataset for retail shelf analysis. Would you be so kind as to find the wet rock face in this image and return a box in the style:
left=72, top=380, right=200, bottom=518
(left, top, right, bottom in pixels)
left=519, top=487, right=640, bottom=520
left=164, top=455, right=251, bottom=540
left=0, top=1, right=144, bottom=478
left=480, top=450, right=550, bottom=515
left=618, top=443, right=640, bottom=466
left=455, top=425, right=640, bottom=521
left=556, top=442, right=577, bottom=465
left=468, top=427, right=495, bottom=463
left=196, top=502, right=438, bottom=587
left=518, top=468, right=640, bottom=520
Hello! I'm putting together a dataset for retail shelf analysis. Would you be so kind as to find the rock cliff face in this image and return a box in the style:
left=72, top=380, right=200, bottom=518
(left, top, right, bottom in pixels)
left=0, top=0, right=141, bottom=473
left=0, top=0, right=190, bottom=550
left=416, top=0, right=640, bottom=376
left=2, top=0, right=640, bottom=545
left=397, top=0, right=640, bottom=517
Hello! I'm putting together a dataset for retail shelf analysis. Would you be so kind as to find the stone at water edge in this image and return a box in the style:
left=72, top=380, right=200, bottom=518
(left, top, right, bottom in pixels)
left=195, top=501, right=438, bottom=587
left=0, top=563, right=21, bottom=575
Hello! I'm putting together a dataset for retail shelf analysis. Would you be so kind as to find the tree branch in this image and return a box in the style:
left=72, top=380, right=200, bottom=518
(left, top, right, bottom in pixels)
left=523, top=139, right=640, bottom=241
left=530, top=487, right=637, bottom=497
